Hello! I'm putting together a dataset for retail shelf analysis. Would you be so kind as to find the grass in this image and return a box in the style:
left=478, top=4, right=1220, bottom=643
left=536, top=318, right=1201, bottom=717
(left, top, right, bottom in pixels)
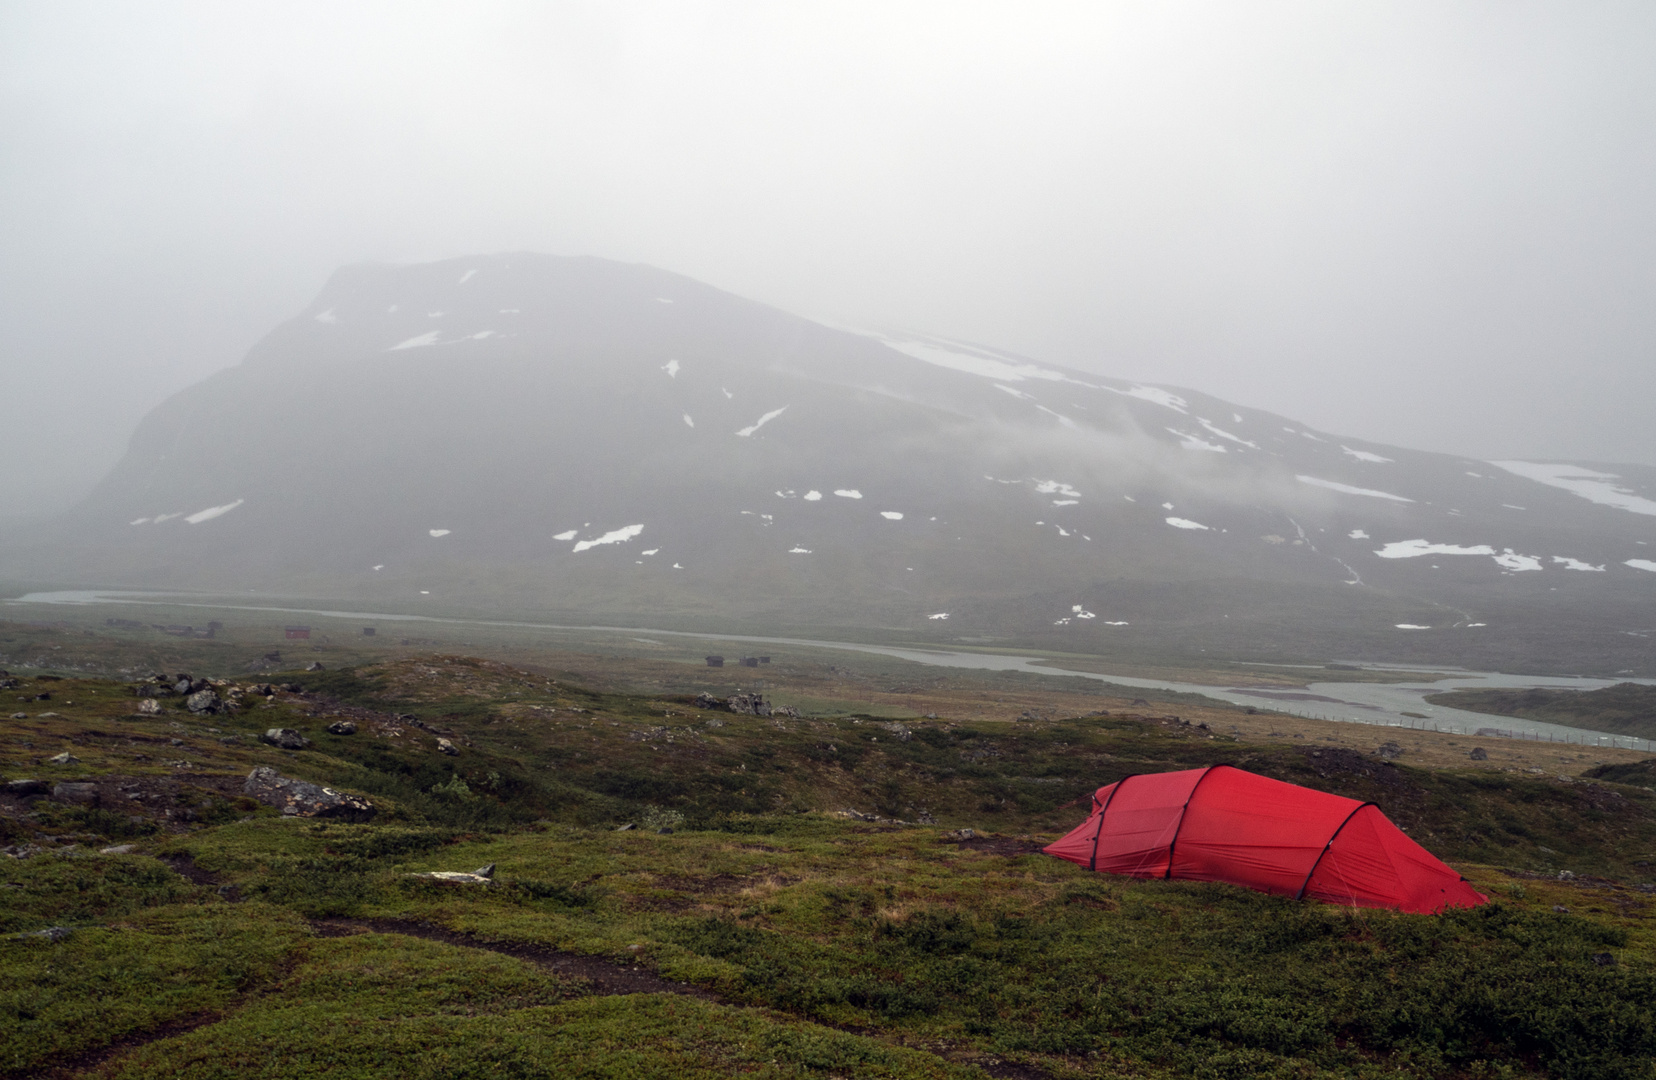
left=1, top=655, right=1653, bottom=1079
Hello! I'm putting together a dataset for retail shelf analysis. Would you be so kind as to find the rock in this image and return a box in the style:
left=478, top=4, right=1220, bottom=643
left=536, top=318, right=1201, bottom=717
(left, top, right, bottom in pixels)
left=15, top=926, right=71, bottom=942
left=326, top=720, right=357, bottom=735
left=52, top=782, right=99, bottom=804
left=473, top=863, right=495, bottom=878
left=1376, top=741, right=1404, bottom=761
left=305, top=662, right=324, bottom=672
left=9, top=713, right=24, bottom=720
left=279, top=683, right=304, bottom=693
left=172, top=678, right=194, bottom=695
left=883, top=722, right=913, bottom=742
left=1469, top=747, right=1488, bottom=761
left=692, top=692, right=721, bottom=710
left=1553, top=905, right=1570, bottom=913
left=47, top=752, right=78, bottom=766
left=408, top=870, right=492, bottom=884
left=947, top=828, right=977, bottom=840
left=435, top=737, right=458, bottom=755
left=703, top=717, right=725, bottom=729
left=4, top=779, right=49, bottom=796
left=136, top=699, right=162, bottom=715
left=242, top=766, right=375, bottom=821
left=261, top=728, right=311, bottom=750
left=100, top=844, right=136, bottom=855
left=1558, top=870, right=1576, bottom=880
left=185, top=689, right=221, bottom=714
left=1591, top=952, right=1617, bottom=967
left=615, top=822, right=635, bottom=831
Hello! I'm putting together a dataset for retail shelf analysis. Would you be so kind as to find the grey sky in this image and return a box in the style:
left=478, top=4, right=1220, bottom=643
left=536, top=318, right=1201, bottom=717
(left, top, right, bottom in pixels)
left=4, top=2, right=1655, bottom=524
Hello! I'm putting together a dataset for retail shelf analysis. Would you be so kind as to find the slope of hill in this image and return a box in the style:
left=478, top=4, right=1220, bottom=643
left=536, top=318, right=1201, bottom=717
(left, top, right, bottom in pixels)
left=4, top=252, right=1655, bottom=671
left=1427, top=682, right=1656, bottom=741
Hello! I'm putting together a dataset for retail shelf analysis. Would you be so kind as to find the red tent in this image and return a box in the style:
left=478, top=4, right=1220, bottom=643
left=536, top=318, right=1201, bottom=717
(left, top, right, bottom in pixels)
left=1044, top=765, right=1486, bottom=913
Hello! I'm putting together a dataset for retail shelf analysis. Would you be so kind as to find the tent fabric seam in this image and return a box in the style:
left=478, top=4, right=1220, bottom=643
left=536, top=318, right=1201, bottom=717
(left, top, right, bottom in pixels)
left=1294, top=801, right=1375, bottom=901
left=1162, top=764, right=1222, bottom=880
left=1088, top=774, right=1135, bottom=872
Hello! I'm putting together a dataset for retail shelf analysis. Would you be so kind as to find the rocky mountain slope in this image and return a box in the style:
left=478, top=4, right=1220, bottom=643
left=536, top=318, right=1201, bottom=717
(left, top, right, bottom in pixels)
left=6, top=253, right=1654, bottom=670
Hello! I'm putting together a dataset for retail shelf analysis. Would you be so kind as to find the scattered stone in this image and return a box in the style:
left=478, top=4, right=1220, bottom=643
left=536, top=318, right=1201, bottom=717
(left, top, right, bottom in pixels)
left=305, top=662, right=324, bottom=672
left=1553, top=905, right=1570, bottom=913
left=1558, top=870, right=1576, bottom=880
left=473, top=863, right=495, bottom=878
left=435, top=737, right=458, bottom=755
left=9, top=713, right=24, bottom=720
left=326, top=720, right=357, bottom=735
left=615, top=823, right=635, bottom=831
left=883, top=722, right=914, bottom=742
left=1469, top=747, right=1488, bottom=761
left=136, top=699, right=162, bottom=715
left=52, top=782, right=98, bottom=805
left=1376, top=741, right=1404, bottom=761
left=100, top=844, right=136, bottom=855
left=242, top=766, right=375, bottom=822
left=702, top=717, right=724, bottom=729
left=261, top=728, right=311, bottom=750
left=1591, top=952, right=1617, bottom=967
left=947, top=828, right=977, bottom=840
left=4, top=779, right=49, bottom=796
left=15, top=926, right=71, bottom=942
left=185, top=689, right=221, bottom=714
left=47, top=752, right=79, bottom=766
left=409, top=870, right=492, bottom=885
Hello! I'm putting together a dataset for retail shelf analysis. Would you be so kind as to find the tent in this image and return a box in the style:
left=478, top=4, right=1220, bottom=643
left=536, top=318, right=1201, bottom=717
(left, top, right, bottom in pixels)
left=1044, top=765, right=1486, bottom=913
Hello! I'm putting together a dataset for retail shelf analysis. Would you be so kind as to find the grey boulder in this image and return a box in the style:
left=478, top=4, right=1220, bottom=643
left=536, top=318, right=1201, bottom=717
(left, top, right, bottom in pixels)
left=185, top=689, right=221, bottom=714
left=262, top=728, right=311, bottom=750
left=242, top=766, right=375, bottom=822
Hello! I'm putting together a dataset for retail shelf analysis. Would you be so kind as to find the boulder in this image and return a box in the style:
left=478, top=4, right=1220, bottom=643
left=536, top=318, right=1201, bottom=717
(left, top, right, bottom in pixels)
left=4, top=779, right=49, bottom=797
left=326, top=720, right=357, bottom=735
left=306, top=662, right=325, bottom=671
left=47, top=752, right=79, bottom=766
left=52, top=782, right=98, bottom=804
left=185, top=689, right=221, bottom=714
left=1376, top=741, right=1404, bottom=761
left=242, top=766, right=375, bottom=821
left=14, top=926, right=71, bottom=942
left=262, top=728, right=311, bottom=750
left=435, top=737, right=458, bottom=755
left=136, top=699, right=162, bottom=715
left=1469, top=746, right=1488, bottom=761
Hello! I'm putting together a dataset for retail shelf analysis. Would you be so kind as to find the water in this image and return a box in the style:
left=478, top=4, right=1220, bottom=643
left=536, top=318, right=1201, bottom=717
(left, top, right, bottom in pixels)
left=9, top=589, right=1654, bottom=751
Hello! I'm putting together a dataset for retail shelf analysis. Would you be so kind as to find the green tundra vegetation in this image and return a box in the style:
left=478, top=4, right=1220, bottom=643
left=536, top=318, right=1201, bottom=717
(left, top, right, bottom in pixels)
left=1, top=656, right=1653, bottom=1080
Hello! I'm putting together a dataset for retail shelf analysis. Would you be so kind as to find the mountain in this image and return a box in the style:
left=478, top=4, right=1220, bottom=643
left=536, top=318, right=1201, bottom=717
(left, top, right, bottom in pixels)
left=5, top=253, right=1655, bottom=671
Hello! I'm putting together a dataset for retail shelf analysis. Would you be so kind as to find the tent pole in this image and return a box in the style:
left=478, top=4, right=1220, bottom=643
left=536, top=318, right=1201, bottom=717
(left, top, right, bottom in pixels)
left=1296, top=802, right=1376, bottom=901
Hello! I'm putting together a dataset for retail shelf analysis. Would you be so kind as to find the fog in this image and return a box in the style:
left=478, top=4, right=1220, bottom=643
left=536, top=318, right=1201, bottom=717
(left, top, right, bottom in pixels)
left=5, top=2, right=1656, bottom=526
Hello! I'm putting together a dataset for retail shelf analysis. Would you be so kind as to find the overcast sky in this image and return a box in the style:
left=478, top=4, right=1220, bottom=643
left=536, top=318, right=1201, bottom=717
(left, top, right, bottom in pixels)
left=4, top=1, right=1655, bottom=524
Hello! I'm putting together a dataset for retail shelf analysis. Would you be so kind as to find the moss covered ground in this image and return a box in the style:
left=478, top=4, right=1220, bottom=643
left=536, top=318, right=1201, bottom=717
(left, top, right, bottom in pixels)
left=2, top=654, right=1653, bottom=1079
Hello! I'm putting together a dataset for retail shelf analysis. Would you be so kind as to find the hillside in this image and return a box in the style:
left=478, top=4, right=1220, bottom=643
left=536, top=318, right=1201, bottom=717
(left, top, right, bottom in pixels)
left=3, top=253, right=1656, bottom=672
left=2, top=653, right=1654, bottom=1079
left=1427, top=682, right=1656, bottom=741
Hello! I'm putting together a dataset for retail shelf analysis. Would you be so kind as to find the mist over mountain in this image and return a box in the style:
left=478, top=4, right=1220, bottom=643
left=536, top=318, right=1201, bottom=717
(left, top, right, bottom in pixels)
left=6, top=253, right=1654, bottom=672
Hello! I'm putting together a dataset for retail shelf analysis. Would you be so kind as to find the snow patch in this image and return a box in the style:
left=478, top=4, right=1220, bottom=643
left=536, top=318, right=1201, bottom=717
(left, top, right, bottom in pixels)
left=683, top=414, right=694, bottom=428
left=1166, top=517, right=1209, bottom=530
left=1112, top=385, right=1188, bottom=413
left=1071, top=605, right=1096, bottom=619
left=129, top=517, right=151, bottom=525
left=993, top=384, right=1034, bottom=400
left=185, top=499, right=244, bottom=525
left=662, top=359, right=680, bottom=378
left=655, top=297, right=674, bottom=304
left=499, top=308, right=519, bottom=313
left=881, top=511, right=904, bottom=520
left=1553, top=556, right=1605, bottom=572
left=721, top=388, right=733, bottom=399
left=1052, top=499, right=1078, bottom=506
left=641, top=549, right=659, bottom=556
left=929, top=613, right=950, bottom=620
left=1197, top=418, right=1258, bottom=448
left=458, top=268, right=477, bottom=284
left=1492, top=460, right=1656, bottom=517
left=1348, top=529, right=1370, bottom=539
left=881, top=337, right=1098, bottom=389
left=1502, top=504, right=1526, bottom=511
left=1492, top=550, right=1543, bottom=572
left=803, top=490, right=822, bottom=501
left=1395, top=624, right=1431, bottom=630
left=314, top=308, right=337, bottom=324
left=1627, top=559, right=1656, bottom=573
left=1103, top=621, right=1129, bottom=626
left=1169, top=429, right=1227, bottom=453
left=388, top=331, right=441, bottom=351
left=572, top=524, right=644, bottom=553
left=736, top=406, right=787, bottom=437
left=789, top=546, right=812, bottom=554
left=1035, top=480, right=1080, bottom=498
left=834, top=489, right=863, bottom=499
left=1341, top=446, right=1393, bottom=463
left=470, top=330, right=496, bottom=340
left=1296, top=476, right=1414, bottom=502
left=373, top=564, right=384, bottom=571
left=1376, top=539, right=1495, bottom=559
left=552, top=530, right=578, bottom=541
left=428, top=529, right=450, bottom=538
